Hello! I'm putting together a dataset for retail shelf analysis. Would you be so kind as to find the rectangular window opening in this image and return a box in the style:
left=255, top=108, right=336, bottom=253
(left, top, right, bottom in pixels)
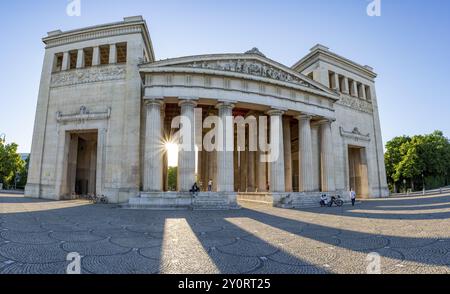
left=69, top=51, right=78, bottom=70
left=99, top=45, right=110, bottom=65
left=84, top=48, right=93, bottom=68
left=116, top=43, right=127, bottom=64
left=53, top=53, right=64, bottom=72
left=365, top=86, right=372, bottom=101
left=338, top=75, right=345, bottom=93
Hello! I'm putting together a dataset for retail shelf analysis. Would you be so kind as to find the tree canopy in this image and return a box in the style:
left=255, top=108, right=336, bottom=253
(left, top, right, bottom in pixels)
left=385, top=130, right=450, bottom=192
left=0, top=138, right=26, bottom=189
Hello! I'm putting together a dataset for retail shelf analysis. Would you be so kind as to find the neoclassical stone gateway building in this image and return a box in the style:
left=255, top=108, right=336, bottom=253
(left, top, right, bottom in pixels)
left=26, top=16, right=389, bottom=209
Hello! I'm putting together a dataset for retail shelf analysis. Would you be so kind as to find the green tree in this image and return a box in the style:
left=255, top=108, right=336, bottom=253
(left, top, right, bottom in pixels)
left=17, top=155, right=29, bottom=188
left=0, top=139, right=25, bottom=189
left=385, top=130, right=450, bottom=193
left=167, top=166, right=177, bottom=191
left=384, top=135, right=410, bottom=192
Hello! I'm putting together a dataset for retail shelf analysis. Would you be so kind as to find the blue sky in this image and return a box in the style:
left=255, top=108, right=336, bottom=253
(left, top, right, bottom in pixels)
left=0, top=0, right=449, bottom=153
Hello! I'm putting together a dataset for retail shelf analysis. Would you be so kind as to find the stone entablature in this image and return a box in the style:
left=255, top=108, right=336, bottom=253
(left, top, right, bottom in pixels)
left=143, top=72, right=336, bottom=115
left=50, top=64, right=126, bottom=88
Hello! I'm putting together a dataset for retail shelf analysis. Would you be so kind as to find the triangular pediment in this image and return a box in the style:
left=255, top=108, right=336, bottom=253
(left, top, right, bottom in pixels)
left=140, top=53, right=336, bottom=97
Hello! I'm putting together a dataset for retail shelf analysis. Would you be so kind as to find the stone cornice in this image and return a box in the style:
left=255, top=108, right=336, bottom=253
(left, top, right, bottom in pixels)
left=56, top=106, right=111, bottom=123
left=43, top=18, right=155, bottom=61
left=292, top=46, right=377, bottom=80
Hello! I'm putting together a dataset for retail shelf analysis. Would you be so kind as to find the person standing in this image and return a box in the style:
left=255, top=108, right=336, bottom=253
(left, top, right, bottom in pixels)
left=208, top=179, right=213, bottom=192
left=350, top=189, right=357, bottom=206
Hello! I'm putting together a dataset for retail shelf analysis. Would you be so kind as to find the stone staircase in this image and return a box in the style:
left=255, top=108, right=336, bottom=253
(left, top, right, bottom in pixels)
left=123, top=192, right=240, bottom=211
left=237, top=192, right=274, bottom=206
left=193, top=192, right=240, bottom=210
left=124, top=192, right=192, bottom=210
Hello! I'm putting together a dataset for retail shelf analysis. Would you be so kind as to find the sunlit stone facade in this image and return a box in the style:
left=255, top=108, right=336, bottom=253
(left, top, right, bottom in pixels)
left=26, top=17, right=389, bottom=209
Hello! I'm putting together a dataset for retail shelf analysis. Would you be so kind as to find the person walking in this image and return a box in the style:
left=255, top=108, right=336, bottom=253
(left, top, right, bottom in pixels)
left=350, top=188, right=357, bottom=206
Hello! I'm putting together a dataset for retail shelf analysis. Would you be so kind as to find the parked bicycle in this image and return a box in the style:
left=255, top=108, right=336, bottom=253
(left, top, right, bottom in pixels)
left=76, top=193, right=108, bottom=204
left=327, top=195, right=344, bottom=207
left=93, top=194, right=109, bottom=204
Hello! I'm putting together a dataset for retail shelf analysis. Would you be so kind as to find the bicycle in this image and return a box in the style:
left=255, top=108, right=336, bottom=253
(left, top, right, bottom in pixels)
left=92, top=194, right=109, bottom=204
left=327, top=195, right=344, bottom=207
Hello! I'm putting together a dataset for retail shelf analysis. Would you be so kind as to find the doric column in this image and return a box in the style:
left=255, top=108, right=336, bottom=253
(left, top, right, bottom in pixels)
left=247, top=150, right=256, bottom=192
left=319, top=119, right=336, bottom=192
left=297, top=114, right=314, bottom=192
left=257, top=151, right=267, bottom=192
left=177, top=100, right=197, bottom=192
left=360, top=84, right=367, bottom=100
left=342, top=77, right=349, bottom=94
left=76, top=49, right=84, bottom=69
left=350, top=80, right=358, bottom=97
left=61, top=52, right=70, bottom=71
left=96, top=129, right=107, bottom=196
left=200, top=149, right=207, bottom=190
left=331, top=73, right=340, bottom=92
left=143, top=98, right=164, bottom=192
left=92, top=46, right=100, bottom=66
left=207, top=150, right=217, bottom=191
left=257, top=115, right=268, bottom=192
left=310, top=124, right=321, bottom=191
left=267, top=109, right=285, bottom=193
left=239, top=146, right=247, bottom=192
left=283, top=116, right=293, bottom=192
left=216, top=102, right=235, bottom=192
left=161, top=104, right=168, bottom=192
left=109, top=44, right=117, bottom=64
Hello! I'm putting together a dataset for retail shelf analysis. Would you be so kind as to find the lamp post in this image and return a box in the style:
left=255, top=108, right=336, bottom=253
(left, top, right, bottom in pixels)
left=422, top=173, right=425, bottom=195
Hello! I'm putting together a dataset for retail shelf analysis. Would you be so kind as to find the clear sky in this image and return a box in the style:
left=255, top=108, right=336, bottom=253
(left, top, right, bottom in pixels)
left=0, top=0, right=449, bottom=153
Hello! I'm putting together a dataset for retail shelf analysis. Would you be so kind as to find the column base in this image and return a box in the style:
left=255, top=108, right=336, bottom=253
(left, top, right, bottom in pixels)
left=25, top=183, right=41, bottom=199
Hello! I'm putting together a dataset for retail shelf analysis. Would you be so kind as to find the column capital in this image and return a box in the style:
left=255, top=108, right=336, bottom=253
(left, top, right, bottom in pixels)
left=178, top=97, right=198, bottom=108
left=216, top=101, right=235, bottom=110
left=295, top=114, right=313, bottom=121
left=144, top=96, right=164, bottom=107
left=316, top=117, right=336, bottom=125
left=266, top=108, right=285, bottom=116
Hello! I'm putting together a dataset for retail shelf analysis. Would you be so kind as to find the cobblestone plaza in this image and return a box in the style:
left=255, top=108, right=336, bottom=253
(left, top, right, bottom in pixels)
left=1, top=193, right=449, bottom=274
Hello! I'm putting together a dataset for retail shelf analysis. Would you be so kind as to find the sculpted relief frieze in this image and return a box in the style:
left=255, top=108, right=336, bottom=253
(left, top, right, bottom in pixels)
left=338, top=95, right=373, bottom=113
left=340, top=127, right=371, bottom=142
left=56, top=106, right=111, bottom=123
left=51, top=65, right=126, bottom=88
left=173, top=60, right=321, bottom=90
